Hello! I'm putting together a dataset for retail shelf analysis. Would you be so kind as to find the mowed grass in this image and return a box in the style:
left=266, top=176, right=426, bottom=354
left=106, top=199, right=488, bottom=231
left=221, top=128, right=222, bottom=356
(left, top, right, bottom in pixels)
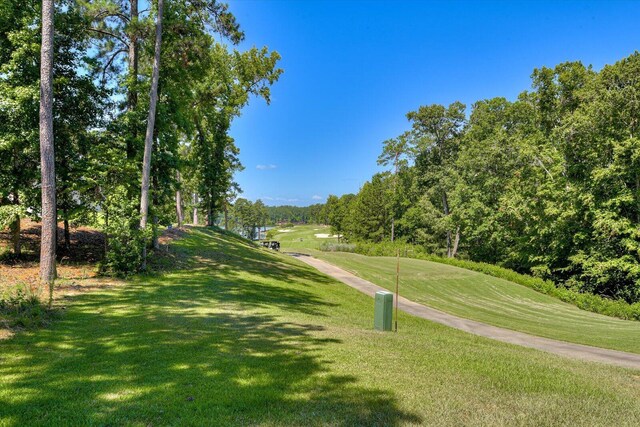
left=277, top=225, right=640, bottom=354
left=0, top=228, right=639, bottom=426
left=270, top=224, right=339, bottom=250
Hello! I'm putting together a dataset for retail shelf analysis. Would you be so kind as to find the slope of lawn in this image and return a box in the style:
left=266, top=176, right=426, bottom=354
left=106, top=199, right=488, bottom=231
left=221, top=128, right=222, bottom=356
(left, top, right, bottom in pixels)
left=1, top=227, right=640, bottom=426
left=274, top=225, right=640, bottom=354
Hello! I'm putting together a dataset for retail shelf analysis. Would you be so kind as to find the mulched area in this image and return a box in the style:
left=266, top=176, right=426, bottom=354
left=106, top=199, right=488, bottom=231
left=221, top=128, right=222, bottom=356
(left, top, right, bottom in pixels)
left=0, top=219, right=105, bottom=288
left=1, top=220, right=189, bottom=289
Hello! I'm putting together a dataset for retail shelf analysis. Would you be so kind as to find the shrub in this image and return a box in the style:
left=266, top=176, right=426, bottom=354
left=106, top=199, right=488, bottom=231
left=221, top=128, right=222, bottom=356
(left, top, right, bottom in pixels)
left=102, top=223, right=147, bottom=276
left=101, top=191, right=149, bottom=276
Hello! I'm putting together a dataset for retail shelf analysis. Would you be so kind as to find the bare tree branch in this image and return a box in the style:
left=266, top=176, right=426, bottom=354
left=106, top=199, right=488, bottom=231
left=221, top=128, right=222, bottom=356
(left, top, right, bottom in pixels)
left=102, top=48, right=127, bottom=84
left=92, top=9, right=130, bottom=23
left=87, top=27, right=130, bottom=49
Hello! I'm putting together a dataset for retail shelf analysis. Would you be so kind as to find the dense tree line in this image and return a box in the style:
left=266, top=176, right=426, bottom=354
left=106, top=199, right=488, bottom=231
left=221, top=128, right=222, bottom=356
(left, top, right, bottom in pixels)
left=264, top=204, right=325, bottom=225
left=324, top=53, right=640, bottom=304
left=0, top=0, right=281, bottom=277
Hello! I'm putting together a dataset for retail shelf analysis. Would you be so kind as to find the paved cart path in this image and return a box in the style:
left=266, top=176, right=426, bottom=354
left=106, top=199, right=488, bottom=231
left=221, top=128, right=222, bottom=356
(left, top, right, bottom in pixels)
left=288, top=252, right=640, bottom=370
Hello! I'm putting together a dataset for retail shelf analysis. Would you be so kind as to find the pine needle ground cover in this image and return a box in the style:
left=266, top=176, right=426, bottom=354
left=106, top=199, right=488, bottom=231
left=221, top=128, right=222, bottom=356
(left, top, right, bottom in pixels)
left=272, top=225, right=640, bottom=354
left=1, top=228, right=639, bottom=426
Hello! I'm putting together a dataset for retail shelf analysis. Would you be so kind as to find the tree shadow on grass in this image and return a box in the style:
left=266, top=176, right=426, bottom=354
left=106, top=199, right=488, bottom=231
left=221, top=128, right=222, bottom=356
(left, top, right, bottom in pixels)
left=0, top=228, right=422, bottom=426
left=151, top=227, right=337, bottom=288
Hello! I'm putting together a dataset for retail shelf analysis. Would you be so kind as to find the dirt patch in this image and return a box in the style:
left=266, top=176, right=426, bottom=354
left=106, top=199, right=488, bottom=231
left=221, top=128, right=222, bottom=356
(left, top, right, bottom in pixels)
left=150, top=227, right=192, bottom=271
left=1, top=219, right=105, bottom=288
left=158, top=226, right=189, bottom=246
left=0, top=219, right=105, bottom=262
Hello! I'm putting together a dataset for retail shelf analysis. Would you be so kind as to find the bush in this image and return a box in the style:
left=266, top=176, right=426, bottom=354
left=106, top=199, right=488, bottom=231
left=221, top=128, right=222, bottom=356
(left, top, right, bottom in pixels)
left=101, top=191, right=149, bottom=276
left=102, top=223, right=147, bottom=276
left=338, top=241, right=640, bottom=321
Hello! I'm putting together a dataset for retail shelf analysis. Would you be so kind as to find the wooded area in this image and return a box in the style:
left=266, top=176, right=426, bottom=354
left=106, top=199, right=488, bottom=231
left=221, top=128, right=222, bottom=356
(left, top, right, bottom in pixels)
left=322, top=54, right=640, bottom=304
left=2, top=1, right=639, bottom=306
left=0, top=0, right=282, bottom=276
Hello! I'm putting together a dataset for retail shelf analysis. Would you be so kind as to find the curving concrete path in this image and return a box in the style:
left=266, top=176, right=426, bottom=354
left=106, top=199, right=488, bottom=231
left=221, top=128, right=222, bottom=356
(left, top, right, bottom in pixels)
left=288, top=252, right=640, bottom=370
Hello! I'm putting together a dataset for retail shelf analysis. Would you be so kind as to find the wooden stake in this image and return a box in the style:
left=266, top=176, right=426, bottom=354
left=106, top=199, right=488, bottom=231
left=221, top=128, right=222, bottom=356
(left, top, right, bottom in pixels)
left=395, top=248, right=400, bottom=332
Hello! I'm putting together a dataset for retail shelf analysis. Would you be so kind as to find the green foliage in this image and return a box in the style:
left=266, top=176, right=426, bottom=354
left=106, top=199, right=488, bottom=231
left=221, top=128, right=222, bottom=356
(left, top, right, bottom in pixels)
left=1, top=0, right=280, bottom=271
left=102, top=224, right=147, bottom=277
left=100, top=188, right=148, bottom=276
left=228, top=198, right=270, bottom=239
left=265, top=204, right=325, bottom=224
left=332, top=52, right=640, bottom=304
left=0, top=205, right=24, bottom=230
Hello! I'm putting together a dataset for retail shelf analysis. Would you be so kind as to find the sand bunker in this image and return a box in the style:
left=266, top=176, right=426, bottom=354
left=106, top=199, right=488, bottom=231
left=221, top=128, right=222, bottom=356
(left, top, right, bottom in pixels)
left=314, top=233, right=341, bottom=238
left=278, top=229, right=293, bottom=232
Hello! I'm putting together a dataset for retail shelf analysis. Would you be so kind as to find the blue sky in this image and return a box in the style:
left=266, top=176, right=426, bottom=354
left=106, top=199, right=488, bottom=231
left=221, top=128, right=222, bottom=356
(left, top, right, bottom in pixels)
left=226, top=0, right=640, bottom=206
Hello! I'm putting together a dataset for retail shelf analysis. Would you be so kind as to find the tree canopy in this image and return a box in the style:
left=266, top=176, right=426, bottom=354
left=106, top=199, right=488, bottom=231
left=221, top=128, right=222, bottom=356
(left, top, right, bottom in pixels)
left=322, top=52, right=640, bottom=304
left=0, top=0, right=281, bottom=275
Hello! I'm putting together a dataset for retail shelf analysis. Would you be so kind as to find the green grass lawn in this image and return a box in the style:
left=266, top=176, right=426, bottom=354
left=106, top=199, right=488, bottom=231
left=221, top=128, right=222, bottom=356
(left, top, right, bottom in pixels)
left=269, top=224, right=339, bottom=250
left=1, top=227, right=640, bottom=426
left=275, top=225, right=640, bottom=354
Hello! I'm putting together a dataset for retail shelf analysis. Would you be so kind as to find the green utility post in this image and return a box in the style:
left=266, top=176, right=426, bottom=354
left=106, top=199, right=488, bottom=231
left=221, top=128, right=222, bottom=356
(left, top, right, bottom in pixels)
left=374, top=291, right=393, bottom=331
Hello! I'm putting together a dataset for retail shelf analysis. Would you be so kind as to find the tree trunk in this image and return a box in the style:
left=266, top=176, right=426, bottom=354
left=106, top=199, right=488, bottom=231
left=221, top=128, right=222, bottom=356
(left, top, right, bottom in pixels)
left=126, top=0, right=139, bottom=161
left=139, top=0, right=164, bottom=269
left=192, top=192, right=198, bottom=225
left=152, top=173, right=159, bottom=250
left=224, top=200, right=228, bottom=230
left=451, top=226, right=460, bottom=258
left=10, top=192, right=21, bottom=256
left=63, top=216, right=70, bottom=252
left=10, top=217, right=21, bottom=256
left=104, top=206, right=109, bottom=254
left=175, top=171, right=183, bottom=227
left=390, top=218, right=395, bottom=243
left=128, top=0, right=139, bottom=111
left=207, top=198, right=213, bottom=226
left=39, top=0, right=57, bottom=294
left=442, top=191, right=452, bottom=257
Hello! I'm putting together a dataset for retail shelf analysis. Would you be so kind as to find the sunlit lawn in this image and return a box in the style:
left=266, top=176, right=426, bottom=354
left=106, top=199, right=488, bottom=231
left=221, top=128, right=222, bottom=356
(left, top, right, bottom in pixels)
left=277, top=225, right=640, bottom=354
left=1, top=228, right=639, bottom=426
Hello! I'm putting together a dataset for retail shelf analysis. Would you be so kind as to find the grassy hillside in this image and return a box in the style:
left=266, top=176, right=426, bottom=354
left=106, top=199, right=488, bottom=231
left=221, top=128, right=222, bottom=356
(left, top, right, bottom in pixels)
left=1, top=227, right=639, bottom=425
left=273, top=225, right=640, bottom=354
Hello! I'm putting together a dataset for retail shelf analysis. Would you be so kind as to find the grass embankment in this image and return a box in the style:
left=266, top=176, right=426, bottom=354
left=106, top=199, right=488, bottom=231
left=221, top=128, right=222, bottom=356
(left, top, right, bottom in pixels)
left=271, top=225, right=640, bottom=354
left=1, top=227, right=640, bottom=425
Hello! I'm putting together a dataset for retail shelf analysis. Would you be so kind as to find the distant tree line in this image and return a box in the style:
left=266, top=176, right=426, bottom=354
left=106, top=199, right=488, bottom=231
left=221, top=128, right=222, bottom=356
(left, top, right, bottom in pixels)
left=264, top=204, right=325, bottom=225
left=0, top=0, right=281, bottom=277
left=322, top=53, right=640, bottom=304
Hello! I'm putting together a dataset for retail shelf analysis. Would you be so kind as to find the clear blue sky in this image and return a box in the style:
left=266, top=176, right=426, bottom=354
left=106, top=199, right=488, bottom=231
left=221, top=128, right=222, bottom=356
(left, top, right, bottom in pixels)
left=227, top=0, right=640, bottom=206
